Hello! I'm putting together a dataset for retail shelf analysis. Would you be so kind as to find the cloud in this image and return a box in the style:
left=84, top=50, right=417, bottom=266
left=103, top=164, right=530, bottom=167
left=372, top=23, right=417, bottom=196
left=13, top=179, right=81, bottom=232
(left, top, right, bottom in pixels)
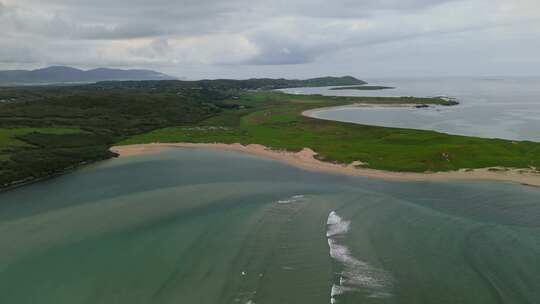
left=0, top=0, right=462, bottom=40
left=0, top=0, right=539, bottom=77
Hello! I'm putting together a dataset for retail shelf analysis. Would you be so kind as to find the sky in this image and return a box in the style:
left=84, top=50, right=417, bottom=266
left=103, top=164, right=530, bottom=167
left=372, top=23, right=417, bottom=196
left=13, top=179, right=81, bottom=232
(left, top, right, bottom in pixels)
left=1, top=0, right=539, bottom=79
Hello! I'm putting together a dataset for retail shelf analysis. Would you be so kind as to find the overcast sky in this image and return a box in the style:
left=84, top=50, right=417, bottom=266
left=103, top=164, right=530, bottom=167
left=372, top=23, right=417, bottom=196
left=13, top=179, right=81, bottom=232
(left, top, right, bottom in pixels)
left=1, top=0, right=539, bottom=79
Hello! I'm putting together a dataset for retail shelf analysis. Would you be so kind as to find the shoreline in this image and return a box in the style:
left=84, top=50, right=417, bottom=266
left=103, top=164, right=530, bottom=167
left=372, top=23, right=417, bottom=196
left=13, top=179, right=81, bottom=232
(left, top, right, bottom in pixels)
left=301, top=102, right=444, bottom=118
left=111, top=143, right=540, bottom=187
left=0, top=158, right=109, bottom=193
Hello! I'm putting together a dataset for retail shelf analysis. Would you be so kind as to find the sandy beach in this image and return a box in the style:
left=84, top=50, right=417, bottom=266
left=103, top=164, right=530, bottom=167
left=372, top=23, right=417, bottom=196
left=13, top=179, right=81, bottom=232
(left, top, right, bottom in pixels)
left=111, top=143, right=540, bottom=187
left=301, top=103, right=424, bottom=118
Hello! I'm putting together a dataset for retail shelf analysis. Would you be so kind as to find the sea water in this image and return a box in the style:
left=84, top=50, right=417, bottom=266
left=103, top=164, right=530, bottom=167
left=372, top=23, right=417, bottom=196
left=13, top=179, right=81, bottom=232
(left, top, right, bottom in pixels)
left=0, top=148, right=539, bottom=303
left=282, top=77, right=540, bottom=142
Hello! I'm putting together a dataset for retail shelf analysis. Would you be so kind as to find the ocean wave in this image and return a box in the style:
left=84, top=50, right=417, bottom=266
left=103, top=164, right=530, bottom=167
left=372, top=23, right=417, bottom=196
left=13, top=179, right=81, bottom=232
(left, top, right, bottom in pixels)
left=326, top=211, right=393, bottom=303
left=277, top=194, right=305, bottom=204
left=326, top=211, right=350, bottom=237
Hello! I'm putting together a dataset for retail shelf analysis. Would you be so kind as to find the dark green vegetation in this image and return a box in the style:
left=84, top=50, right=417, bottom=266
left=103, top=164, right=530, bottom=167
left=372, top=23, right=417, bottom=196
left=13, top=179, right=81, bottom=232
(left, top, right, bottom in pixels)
left=0, top=76, right=364, bottom=189
left=0, top=83, right=230, bottom=188
left=1, top=76, right=539, bottom=190
left=153, top=75, right=366, bottom=90
left=330, top=85, right=395, bottom=90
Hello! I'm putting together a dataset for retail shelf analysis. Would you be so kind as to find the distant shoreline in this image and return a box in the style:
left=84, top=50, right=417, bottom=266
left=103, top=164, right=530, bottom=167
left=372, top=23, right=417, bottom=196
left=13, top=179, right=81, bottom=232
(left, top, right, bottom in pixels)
left=111, top=143, right=540, bottom=187
left=301, top=102, right=426, bottom=118
left=329, top=85, right=395, bottom=90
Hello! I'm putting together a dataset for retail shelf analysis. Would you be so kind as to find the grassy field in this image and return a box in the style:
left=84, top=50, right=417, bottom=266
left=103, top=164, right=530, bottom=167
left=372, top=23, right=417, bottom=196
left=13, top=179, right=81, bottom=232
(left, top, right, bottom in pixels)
left=0, top=128, right=83, bottom=159
left=0, top=127, right=83, bottom=145
left=121, top=91, right=540, bottom=172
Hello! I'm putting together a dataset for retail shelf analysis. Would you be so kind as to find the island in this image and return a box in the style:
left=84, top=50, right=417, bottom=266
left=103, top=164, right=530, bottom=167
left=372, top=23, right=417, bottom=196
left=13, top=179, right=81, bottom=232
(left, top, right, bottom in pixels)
left=1, top=77, right=539, bottom=191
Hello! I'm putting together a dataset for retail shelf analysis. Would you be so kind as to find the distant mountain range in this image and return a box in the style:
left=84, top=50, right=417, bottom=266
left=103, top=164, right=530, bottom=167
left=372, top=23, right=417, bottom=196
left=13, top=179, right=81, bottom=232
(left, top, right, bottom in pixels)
left=0, top=66, right=176, bottom=85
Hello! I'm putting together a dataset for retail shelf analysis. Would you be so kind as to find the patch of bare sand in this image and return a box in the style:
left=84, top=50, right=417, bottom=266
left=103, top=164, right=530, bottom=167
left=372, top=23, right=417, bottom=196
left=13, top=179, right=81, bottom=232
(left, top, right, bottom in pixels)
left=301, top=103, right=424, bottom=118
left=110, top=144, right=166, bottom=157
left=111, top=143, right=540, bottom=187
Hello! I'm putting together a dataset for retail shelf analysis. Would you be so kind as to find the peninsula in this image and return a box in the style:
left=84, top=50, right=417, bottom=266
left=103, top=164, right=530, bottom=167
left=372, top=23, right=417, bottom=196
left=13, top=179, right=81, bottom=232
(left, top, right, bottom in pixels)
left=1, top=77, right=539, bottom=190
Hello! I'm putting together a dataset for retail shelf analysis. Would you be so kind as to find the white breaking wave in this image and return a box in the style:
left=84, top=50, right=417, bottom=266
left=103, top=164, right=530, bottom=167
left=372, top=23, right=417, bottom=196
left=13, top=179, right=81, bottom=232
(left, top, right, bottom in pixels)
left=277, top=194, right=305, bottom=204
left=326, top=211, right=350, bottom=237
left=326, top=211, right=342, bottom=225
left=330, top=282, right=353, bottom=304
left=326, top=211, right=393, bottom=303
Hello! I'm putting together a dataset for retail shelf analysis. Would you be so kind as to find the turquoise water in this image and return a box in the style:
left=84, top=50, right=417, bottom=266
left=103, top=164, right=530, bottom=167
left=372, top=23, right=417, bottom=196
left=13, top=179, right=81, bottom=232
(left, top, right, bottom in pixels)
left=0, top=148, right=539, bottom=303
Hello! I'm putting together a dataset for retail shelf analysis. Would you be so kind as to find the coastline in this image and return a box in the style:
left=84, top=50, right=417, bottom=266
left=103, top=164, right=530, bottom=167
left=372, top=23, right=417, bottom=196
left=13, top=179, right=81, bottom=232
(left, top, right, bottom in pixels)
left=0, top=158, right=109, bottom=193
left=302, top=103, right=440, bottom=118
left=111, top=143, right=540, bottom=187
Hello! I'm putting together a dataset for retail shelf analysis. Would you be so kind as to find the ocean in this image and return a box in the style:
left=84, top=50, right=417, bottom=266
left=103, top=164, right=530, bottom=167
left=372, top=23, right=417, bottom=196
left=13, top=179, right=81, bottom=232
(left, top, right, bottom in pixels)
left=0, top=148, right=539, bottom=303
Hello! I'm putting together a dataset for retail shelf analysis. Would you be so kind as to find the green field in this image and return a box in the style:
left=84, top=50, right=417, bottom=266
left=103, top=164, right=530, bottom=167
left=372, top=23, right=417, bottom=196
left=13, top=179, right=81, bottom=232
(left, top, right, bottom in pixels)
left=122, top=91, right=540, bottom=172
left=0, top=128, right=84, bottom=160
left=0, top=127, right=82, bottom=144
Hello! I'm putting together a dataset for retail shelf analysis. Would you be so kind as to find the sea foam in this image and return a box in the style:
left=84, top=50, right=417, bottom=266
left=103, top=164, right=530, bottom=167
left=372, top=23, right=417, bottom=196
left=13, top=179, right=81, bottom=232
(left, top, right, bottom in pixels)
left=277, top=194, right=305, bottom=204
left=326, top=211, right=393, bottom=303
left=326, top=211, right=350, bottom=237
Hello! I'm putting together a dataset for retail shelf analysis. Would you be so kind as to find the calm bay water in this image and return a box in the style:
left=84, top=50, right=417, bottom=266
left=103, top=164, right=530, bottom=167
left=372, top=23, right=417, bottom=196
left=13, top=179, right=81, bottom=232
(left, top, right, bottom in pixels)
left=0, top=148, right=539, bottom=303
left=282, top=77, right=540, bottom=142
